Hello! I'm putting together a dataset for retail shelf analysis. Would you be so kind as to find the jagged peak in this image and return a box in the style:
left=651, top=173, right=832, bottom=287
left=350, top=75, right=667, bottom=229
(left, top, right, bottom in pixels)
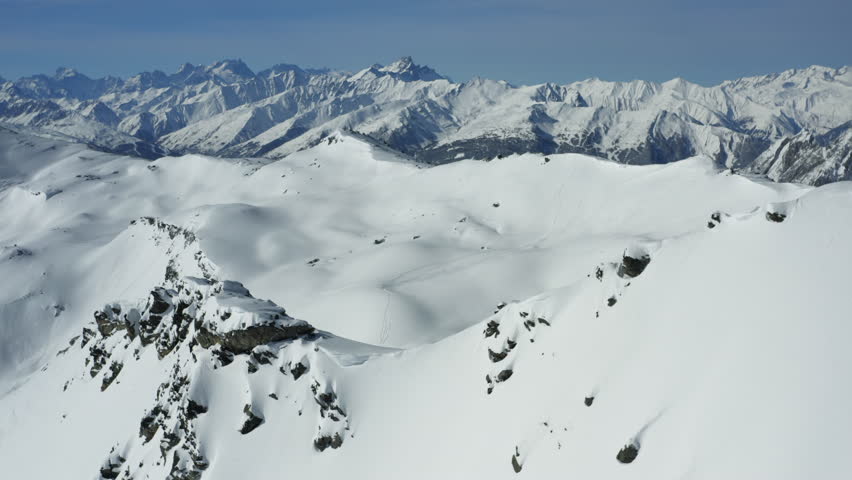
left=381, top=56, right=415, bottom=73
left=54, top=67, right=83, bottom=79
left=258, top=62, right=306, bottom=77
left=207, top=58, right=255, bottom=78
left=175, top=62, right=200, bottom=74
left=350, top=56, right=447, bottom=83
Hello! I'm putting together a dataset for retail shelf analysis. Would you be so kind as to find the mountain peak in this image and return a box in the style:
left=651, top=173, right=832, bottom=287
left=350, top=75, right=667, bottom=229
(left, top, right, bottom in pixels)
left=175, top=62, right=199, bottom=75
left=54, top=67, right=83, bottom=79
left=383, top=56, right=414, bottom=72
left=206, top=59, right=255, bottom=84
left=377, top=56, right=446, bottom=82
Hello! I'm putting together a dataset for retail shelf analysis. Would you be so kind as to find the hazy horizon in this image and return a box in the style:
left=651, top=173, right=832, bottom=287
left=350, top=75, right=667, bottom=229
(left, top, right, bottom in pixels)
left=2, top=0, right=850, bottom=86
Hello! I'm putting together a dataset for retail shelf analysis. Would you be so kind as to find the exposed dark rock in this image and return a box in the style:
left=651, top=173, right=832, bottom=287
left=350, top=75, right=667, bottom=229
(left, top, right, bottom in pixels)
left=139, top=288, right=173, bottom=346
left=251, top=348, right=277, bottom=365
left=290, top=361, right=308, bottom=380
left=314, top=433, right=343, bottom=452
left=100, top=361, right=123, bottom=391
left=81, top=327, right=96, bottom=347
left=766, top=211, right=787, bottom=223
left=99, top=456, right=125, bottom=479
left=148, top=289, right=171, bottom=315
left=165, top=260, right=180, bottom=283
left=373, top=238, right=386, bottom=245
left=6, top=246, right=33, bottom=260
left=484, top=320, right=500, bottom=338
left=595, top=266, right=604, bottom=281
left=168, top=449, right=207, bottom=480
left=246, top=361, right=259, bottom=374
left=94, top=306, right=125, bottom=337
left=584, top=396, right=594, bottom=407
left=155, top=300, right=193, bottom=358
left=210, top=346, right=234, bottom=367
left=607, top=296, right=617, bottom=307
left=488, top=348, right=508, bottom=363
left=195, top=323, right=314, bottom=355
left=88, top=344, right=109, bottom=377
left=239, top=405, right=264, bottom=435
left=708, top=211, right=722, bottom=229
left=618, top=254, right=651, bottom=278
left=139, top=406, right=165, bottom=442
left=185, top=400, right=208, bottom=420
left=497, top=369, right=513, bottom=382
left=616, top=443, right=640, bottom=464
left=537, top=317, right=550, bottom=326
left=511, top=447, right=523, bottom=473
left=160, top=431, right=181, bottom=458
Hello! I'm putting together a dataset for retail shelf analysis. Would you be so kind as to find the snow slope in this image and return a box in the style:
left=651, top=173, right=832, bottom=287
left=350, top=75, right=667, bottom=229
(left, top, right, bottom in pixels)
left=1, top=129, right=850, bottom=479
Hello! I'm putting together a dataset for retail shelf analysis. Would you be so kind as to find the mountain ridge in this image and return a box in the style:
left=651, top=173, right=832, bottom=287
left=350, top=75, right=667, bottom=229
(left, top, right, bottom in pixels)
left=2, top=58, right=851, bottom=185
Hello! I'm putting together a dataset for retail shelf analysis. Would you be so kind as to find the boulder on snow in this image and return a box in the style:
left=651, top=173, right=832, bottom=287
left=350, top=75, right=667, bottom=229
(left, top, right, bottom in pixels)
left=766, top=211, right=787, bottom=223
left=617, top=252, right=651, bottom=278
left=484, top=320, right=500, bottom=338
left=616, top=442, right=640, bottom=464
left=314, top=433, right=343, bottom=452
left=488, top=348, right=508, bottom=363
left=707, top=211, right=723, bottom=229
left=511, top=446, right=523, bottom=473
left=239, top=405, right=264, bottom=435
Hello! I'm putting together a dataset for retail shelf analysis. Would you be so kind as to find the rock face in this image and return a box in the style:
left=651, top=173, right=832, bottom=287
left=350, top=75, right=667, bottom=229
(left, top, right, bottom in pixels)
left=72, top=263, right=337, bottom=479
left=193, top=281, right=314, bottom=354
left=749, top=122, right=852, bottom=186
left=3, top=61, right=852, bottom=184
left=239, top=406, right=264, bottom=435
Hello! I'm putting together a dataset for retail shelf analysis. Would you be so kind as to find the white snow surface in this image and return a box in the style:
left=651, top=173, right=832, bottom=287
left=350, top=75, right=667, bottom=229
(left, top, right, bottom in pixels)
left=0, top=127, right=851, bottom=479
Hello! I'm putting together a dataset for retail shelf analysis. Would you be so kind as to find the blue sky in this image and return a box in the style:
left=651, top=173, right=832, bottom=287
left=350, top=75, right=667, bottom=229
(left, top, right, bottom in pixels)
left=1, top=0, right=849, bottom=85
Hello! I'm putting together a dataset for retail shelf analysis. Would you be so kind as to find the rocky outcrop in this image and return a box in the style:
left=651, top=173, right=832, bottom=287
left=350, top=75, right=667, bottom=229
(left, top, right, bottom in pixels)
left=71, top=267, right=326, bottom=479
left=483, top=303, right=550, bottom=394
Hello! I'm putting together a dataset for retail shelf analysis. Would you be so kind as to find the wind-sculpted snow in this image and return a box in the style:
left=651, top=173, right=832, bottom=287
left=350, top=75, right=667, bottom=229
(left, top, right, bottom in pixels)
left=2, top=59, right=851, bottom=184
left=3, top=131, right=852, bottom=478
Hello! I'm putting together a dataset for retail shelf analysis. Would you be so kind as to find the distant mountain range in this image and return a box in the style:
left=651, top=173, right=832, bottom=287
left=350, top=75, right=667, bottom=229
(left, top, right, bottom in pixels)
left=2, top=57, right=850, bottom=185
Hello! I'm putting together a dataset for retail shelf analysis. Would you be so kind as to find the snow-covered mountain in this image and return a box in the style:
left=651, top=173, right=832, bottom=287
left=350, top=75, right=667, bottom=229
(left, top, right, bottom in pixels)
left=2, top=126, right=852, bottom=479
left=2, top=59, right=851, bottom=184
